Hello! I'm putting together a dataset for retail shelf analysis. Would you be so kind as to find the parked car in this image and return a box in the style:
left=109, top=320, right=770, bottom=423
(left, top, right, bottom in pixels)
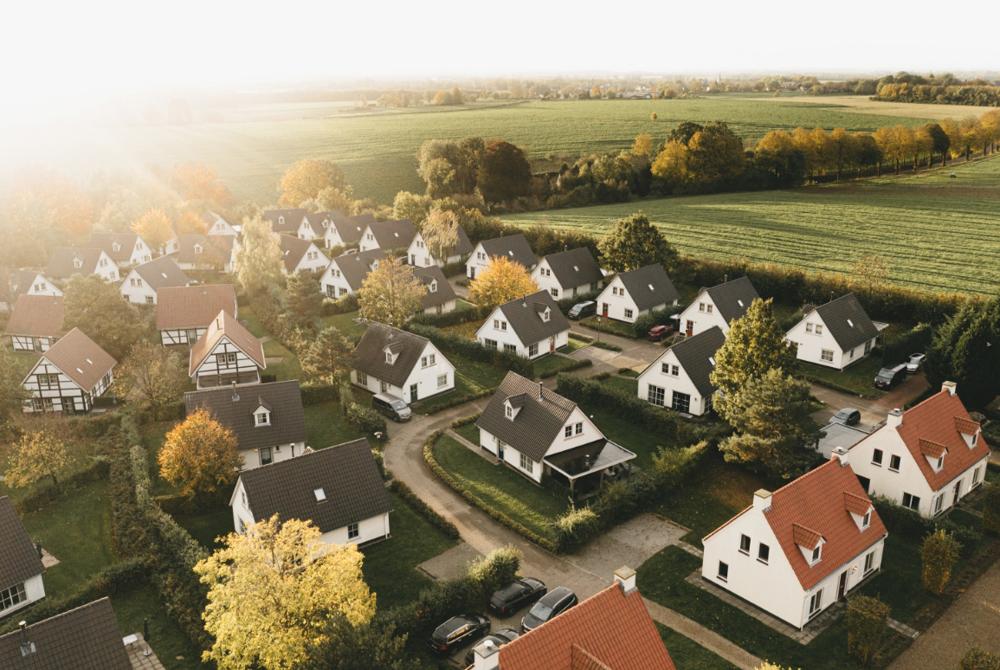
left=464, top=629, right=520, bottom=665
left=648, top=324, right=674, bottom=342
left=521, top=586, right=577, bottom=632
left=906, top=353, right=926, bottom=373
left=489, top=578, right=547, bottom=616
left=372, top=392, right=411, bottom=422
left=568, top=301, right=596, bottom=320
left=429, top=614, right=490, bottom=654
left=874, top=364, right=907, bottom=390
left=832, top=408, right=861, bottom=426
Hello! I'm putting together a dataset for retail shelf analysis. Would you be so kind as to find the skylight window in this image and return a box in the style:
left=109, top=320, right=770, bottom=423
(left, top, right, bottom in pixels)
left=737, top=299, right=744, bottom=307
left=648, top=283, right=655, bottom=291
left=573, top=265, right=579, bottom=271
left=708, top=356, right=716, bottom=366
left=314, top=488, right=327, bottom=502
left=847, top=318, right=854, bottom=327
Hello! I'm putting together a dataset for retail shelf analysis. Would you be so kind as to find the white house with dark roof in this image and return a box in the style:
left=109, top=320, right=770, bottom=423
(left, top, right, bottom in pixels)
left=358, top=219, right=417, bottom=253
left=0, top=496, right=45, bottom=619
left=21, top=328, right=116, bottom=413
left=351, top=323, right=454, bottom=403
left=279, top=234, right=329, bottom=275
left=407, top=226, right=474, bottom=267
left=188, top=310, right=266, bottom=389
left=119, top=256, right=191, bottom=305
left=787, top=293, right=882, bottom=369
left=5, top=295, right=64, bottom=352
left=46, top=247, right=120, bottom=283
left=321, top=249, right=385, bottom=299
left=204, top=211, right=239, bottom=237
left=701, top=452, right=887, bottom=629
left=8, top=270, right=63, bottom=298
left=262, top=208, right=308, bottom=236
left=173, top=233, right=237, bottom=272
left=466, top=234, right=538, bottom=279
left=156, top=284, right=238, bottom=346
left=414, top=265, right=458, bottom=315
left=476, top=290, right=570, bottom=359
left=294, top=211, right=340, bottom=243
left=638, top=326, right=725, bottom=416
left=476, top=372, right=635, bottom=488
left=847, top=382, right=991, bottom=518
left=89, top=232, right=154, bottom=268
left=324, top=213, right=373, bottom=249
left=230, top=438, right=391, bottom=545
left=594, top=264, right=679, bottom=323
left=531, top=247, right=604, bottom=300
left=677, top=276, right=759, bottom=338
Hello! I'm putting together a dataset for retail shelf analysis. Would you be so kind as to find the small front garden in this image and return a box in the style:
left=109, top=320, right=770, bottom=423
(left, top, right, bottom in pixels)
left=798, top=356, right=886, bottom=399
left=410, top=353, right=506, bottom=414
left=580, top=314, right=638, bottom=338
left=657, top=624, right=737, bottom=670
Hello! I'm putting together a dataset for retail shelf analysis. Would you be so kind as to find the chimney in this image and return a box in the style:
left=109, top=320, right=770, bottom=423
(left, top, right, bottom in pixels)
left=614, top=566, right=637, bottom=594
left=753, top=489, right=772, bottom=511
left=473, top=639, right=500, bottom=670
left=537, top=381, right=544, bottom=400
left=942, top=381, right=957, bottom=396
left=886, top=408, right=903, bottom=428
left=18, top=621, right=35, bottom=657
left=832, top=446, right=849, bottom=467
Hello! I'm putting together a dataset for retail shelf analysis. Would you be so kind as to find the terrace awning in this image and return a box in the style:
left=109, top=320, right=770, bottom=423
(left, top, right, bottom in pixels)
left=544, top=439, right=636, bottom=485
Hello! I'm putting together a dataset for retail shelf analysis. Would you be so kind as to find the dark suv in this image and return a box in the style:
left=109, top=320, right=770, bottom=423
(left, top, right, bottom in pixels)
left=521, top=586, right=577, bottom=632
left=489, top=578, right=547, bottom=616
left=429, top=614, right=490, bottom=654
left=874, top=364, right=907, bottom=390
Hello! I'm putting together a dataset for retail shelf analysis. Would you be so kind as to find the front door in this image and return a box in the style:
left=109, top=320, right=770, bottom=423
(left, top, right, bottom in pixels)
left=953, top=480, right=962, bottom=505
left=838, top=571, right=848, bottom=599
left=549, top=336, right=555, bottom=352
left=410, top=383, right=419, bottom=402
left=685, top=320, right=694, bottom=336
left=498, top=440, right=505, bottom=460
left=469, top=266, right=476, bottom=279
left=602, top=303, right=609, bottom=317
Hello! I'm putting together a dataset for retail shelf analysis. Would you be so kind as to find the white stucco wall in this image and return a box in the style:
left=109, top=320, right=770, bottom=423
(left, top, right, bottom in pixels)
left=319, top=512, right=391, bottom=546
left=787, top=312, right=875, bottom=370
left=238, top=441, right=304, bottom=470
left=352, top=342, right=455, bottom=403
left=678, top=292, right=730, bottom=337
left=479, top=428, right=545, bottom=483
left=321, top=260, right=359, bottom=298
left=475, top=310, right=568, bottom=359
left=531, top=259, right=596, bottom=301
left=637, top=349, right=711, bottom=416
left=594, top=277, right=643, bottom=323
left=119, top=272, right=158, bottom=305
left=23, top=274, right=63, bottom=297
left=0, top=573, right=46, bottom=619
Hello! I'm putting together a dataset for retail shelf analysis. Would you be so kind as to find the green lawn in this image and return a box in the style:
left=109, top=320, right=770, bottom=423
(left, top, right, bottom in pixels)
left=657, top=624, right=737, bottom=670
left=238, top=305, right=303, bottom=381
left=410, top=353, right=506, bottom=414
left=112, top=585, right=204, bottom=670
left=454, top=421, right=480, bottom=445
left=799, top=356, right=886, bottom=399
left=580, top=315, right=638, bottom=338
left=303, top=400, right=365, bottom=448
left=319, top=310, right=367, bottom=342
left=561, top=336, right=589, bottom=353
left=857, top=534, right=940, bottom=625
left=440, top=320, right=480, bottom=340
left=431, top=435, right=569, bottom=541
left=362, top=493, right=459, bottom=611
left=604, top=375, right=638, bottom=397
left=532, top=353, right=584, bottom=378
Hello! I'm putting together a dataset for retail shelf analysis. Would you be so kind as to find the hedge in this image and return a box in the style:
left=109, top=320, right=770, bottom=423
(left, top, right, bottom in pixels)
left=406, top=322, right=534, bottom=377
left=441, top=260, right=466, bottom=278
left=882, top=323, right=933, bottom=367
left=300, top=383, right=341, bottom=406
left=346, top=401, right=387, bottom=439
left=321, top=294, right=359, bottom=316
left=387, top=479, right=460, bottom=540
left=410, top=303, right=490, bottom=328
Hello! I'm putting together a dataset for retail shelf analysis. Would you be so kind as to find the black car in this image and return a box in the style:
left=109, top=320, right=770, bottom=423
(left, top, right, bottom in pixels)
left=832, top=408, right=861, bottom=426
left=429, top=614, right=490, bottom=654
left=464, top=628, right=520, bottom=665
left=489, top=578, right=547, bottom=616
left=567, top=301, right=596, bottom=320
left=521, top=586, right=577, bottom=632
left=874, top=364, right=907, bottom=390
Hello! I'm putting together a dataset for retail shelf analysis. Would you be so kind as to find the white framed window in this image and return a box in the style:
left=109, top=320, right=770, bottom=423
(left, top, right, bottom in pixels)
left=564, top=425, right=573, bottom=438
left=757, top=543, right=770, bottom=564
left=347, top=522, right=359, bottom=539
left=255, top=410, right=270, bottom=426
left=815, top=324, right=824, bottom=335
left=811, top=545, right=822, bottom=563
left=889, top=455, right=901, bottom=472
left=421, top=356, right=428, bottom=368
left=528, top=343, right=538, bottom=356
left=145, top=296, right=154, bottom=305
left=808, top=589, right=823, bottom=617
left=933, top=495, right=944, bottom=515
left=575, top=422, right=583, bottom=435
left=519, top=453, right=533, bottom=472
left=872, top=449, right=883, bottom=466
left=437, top=374, right=447, bottom=388
left=429, top=353, right=436, bottom=365
left=380, top=381, right=389, bottom=392
left=864, top=551, right=875, bottom=574
left=902, top=492, right=921, bottom=511
left=647, top=385, right=664, bottom=406
left=739, top=534, right=750, bottom=555
left=0, top=583, right=27, bottom=611
left=821, top=349, right=834, bottom=362
left=503, top=343, right=517, bottom=354
left=357, top=371, right=367, bottom=385
left=484, top=339, right=497, bottom=350
left=624, top=308, right=633, bottom=319
left=259, top=447, right=273, bottom=465
left=717, top=561, right=728, bottom=582
left=806, top=323, right=813, bottom=333
left=973, top=466, right=983, bottom=487
left=862, top=510, right=871, bottom=528
left=385, top=351, right=393, bottom=364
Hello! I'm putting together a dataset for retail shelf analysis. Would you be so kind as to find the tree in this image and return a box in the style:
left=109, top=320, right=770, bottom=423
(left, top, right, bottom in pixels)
left=175, top=209, right=209, bottom=234
left=236, top=216, right=284, bottom=295
left=158, top=409, right=240, bottom=499
left=314, top=185, right=357, bottom=214
left=982, top=483, right=1000, bottom=535
left=960, top=647, right=1000, bottom=670
left=0, top=348, right=28, bottom=434
left=598, top=212, right=679, bottom=272
left=194, top=516, right=376, bottom=670
left=391, top=191, right=433, bottom=226
left=305, top=619, right=408, bottom=670
left=299, top=326, right=354, bottom=389
left=3, top=430, right=69, bottom=492
left=279, top=159, right=347, bottom=207
left=172, top=162, right=231, bottom=206
left=285, top=272, right=323, bottom=332
left=650, top=140, right=692, bottom=185
left=468, top=256, right=539, bottom=308
left=358, top=256, right=424, bottom=327
left=132, top=209, right=174, bottom=254
left=925, top=296, right=1000, bottom=409
left=114, top=341, right=188, bottom=419
left=921, top=529, right=960, bottom=595
left=846, top=595, right=890, bottom=666
left=687, top=122, right=745, bottom=183
left=669, top=121, right=704, bottom=146
left=421, top=207, right=460, bottom=262
left=477, top=140, right=532, bottom=205
left=753, top=130, right=807, bottom=187
left=416, top=138, right=483, bottom=197
left=851, top=254, right=890, bottom=296
left=631, top=133, right=654, bottom=157
left=63, top=275, right=147, bottom=361
left=923, top=123, right=950, bottom=165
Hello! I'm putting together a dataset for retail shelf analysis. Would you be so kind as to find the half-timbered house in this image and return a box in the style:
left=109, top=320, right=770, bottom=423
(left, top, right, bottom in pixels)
left=5, top=295, right=64, bottom=351
left=156, top=284, right=238, bottom=346
left=21, top=328, right=116, bottom=414
left=188, top=310, right=266, bottom=389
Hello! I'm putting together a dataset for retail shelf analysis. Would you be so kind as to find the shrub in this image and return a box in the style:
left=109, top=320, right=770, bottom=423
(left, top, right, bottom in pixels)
left=921, top=529, right=961, bottom=594
left=846, top=595, right=890, bottom=666
left=346, top=401, right=387, bottom=438
left=388, top=479, right=460, bottom=540
left=872, top=497, right=931, bottom=540
left=441, top=260, right=466, bottom=278
left=467, top=546, right=521, bottom=591
left=554, top=507, right=600, bottom=549
left=632, top=305, right=683, bottom=337
left=410, top=304, right=491, bottom=328
left=960, top=648, right=1000, bottom=670
left=651, top=440, right=710, bottom=488
left=321, top=294, right=359, bottom=316
left=936, top=517, right=983, bottom=559
left=407, top=322, right=533, bottom=377
left=882, top=322, right=933, bottom=365
left=982, top=483, right=1000, bottom=535
left=299, top=384, right=342, bottom=406
left=14, top=458, right=110, bottom=514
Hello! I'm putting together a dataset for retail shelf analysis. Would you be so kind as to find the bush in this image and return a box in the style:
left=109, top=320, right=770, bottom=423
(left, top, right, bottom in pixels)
left=299, top=384, right=341, bottom=406
left=346, top=401, right=387, bottom=439
left=321, top=294, right=359, bottom=316
left=554, top=507, right=600, bottom=549
left=407, top=322, right=533, bottom=377
left=872, top=497, right=932, bottom=540
left=410, top=304, right=491, bottom=328
left=882, top=322, right=933, bottom=365
left=467, top=546, right=521, bottom=589
left=936, top=517, right=983, bottom=559
left=388, top=479, right=460, bottom=540
left=632, top=305, right=683, bottom=337
left=441, top=260, right=466, bottom=278
left=651, top=440, right=710, bottom=488
left=846, top=595, right=890, bottom=666
left=960, top=648, right=1000, bottom=670
left=921, top=529, right=961, bottom=595
left=982, top=483, right=1000, bottom=535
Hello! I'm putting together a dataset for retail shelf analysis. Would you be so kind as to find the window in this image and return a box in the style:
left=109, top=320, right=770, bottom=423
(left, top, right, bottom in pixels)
left=671, top=391, right=690, bottom=413
left=936, top=456, right=944, bottom=470
left=565, top=425, right=573, bottom=438
left=575, top=422, right=583, bottom=435
left=344, top=522, right=360, bottom=540
left=739, top=534, right=751, bottom=555
left=385, top=351, right=393, bottom=364
left=706, top=304, right=713, bottom=313
left=624, top=308, right=633, bottom=319
left=505, top=404, right=513, bottom=419
left=757, top=543, right=770, bottom=564
left=503, top=343, right=517, bottom=354
left=808, top=589, right=823, bottom=617
left=0, top=583, right=27, bottom=612
left=805, top=323, right=813, bottom=333
left=862, top=510, right=871, bottom=528
left=259, top=447, right=273, bottom=465
left=717, top=561, right=729, bottom=582
left=902, top=492, right=921, bottom=511
left=647, top=385, right=664, bottom=406
left=255, top=411, right=270, bottom=426
left=145, top=296, right=154, bottom=305
left=889, top=455, right=901, bottom=472
left=38, top=373, right=59, bottom=389
left=973, top=466, right=983, bottom=487
left=484, top=339, right=497, bottom=350
left=811, top=545, right=822, bottom=562
left=864, top=551, right=875, bottom=574
left=519, top=453, right=533, bottom=472
left=437, top=374, right=447, bottom=388
left=380, top=381, right=389, bottom=392
left=357, top=371, right=367, bottom=385
left=933, top=494, right=944, bottom=515
left=872, top=449, right=883, bottom=466
left=815, top=324, right=824, bottom=335
left=821, top=349, right=834, bottom=362
left=698, top=302, right=705, bottom=312
left=550, top=288, right=558, bottom=298
left=215, top=352, right=237, bottom=366
left=528, top=343, right=538, bottom=356
left=661, top=363, right=679, bottom=376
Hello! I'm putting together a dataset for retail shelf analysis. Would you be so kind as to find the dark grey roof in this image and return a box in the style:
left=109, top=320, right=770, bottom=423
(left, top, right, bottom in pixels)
left=239, top=439, right=391, bottom=533
left=46, top=247, right=105, bottom=279
left=89, top=233, right=144, bottom=264
left=496, top=291, right=570, bottom=345
left=132, top=256, right=190, bottom=291
left=704, top=276, right=759, bottom=324
left=184, top=381, right=306, bottom=453
left=420, top=226, right=473, bottom=258
left=366, top=219, right=416, bottom=250
left=8, top=270, right=51, bottom=297
left=279, top=234, right=315, bottom=273
left=476, top=372, right=577, bottom=461
left=616, top=264, right=678, bottom=311
left=0, top=496, right=43, bottom=590
left=175, top=234, right=232, bottom=266
left=0, top=598, right=131, bottom=670
left=352, top=323, right=431, bottom=387
left=330, top=249, right=385, bottom=290
left=813, top=293, right=879, bottom=351
left=541, top=247, right=602, bottom=289
left=413, top=265, right=457, bottom=309
left=665, top=326, right=725, bottom=397
left=479, top=234, right=537, bottom=269
left=262, top=208, right=307, bottom=234
left=335, top=213, right=376, bottom=246
left=304, top=210, right=346, bottom=237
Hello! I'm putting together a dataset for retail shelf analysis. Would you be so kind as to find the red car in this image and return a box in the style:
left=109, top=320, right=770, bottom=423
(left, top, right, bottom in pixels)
left=648, top=324, right=673, bottom=341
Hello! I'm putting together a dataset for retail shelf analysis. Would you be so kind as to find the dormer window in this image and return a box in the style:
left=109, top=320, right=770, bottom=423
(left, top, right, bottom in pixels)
left=194, top=244, right=203, bottom=254
left=862, top=510, right=871, bottom=529
left=254, top=408, right=271, bottom=426
left=112, top=242, right=121, bottom=252
left=73, top=258, right=83, bottom=269
left=385, top=351, right=393, bottom=364
left=505, top=404, right=513, bottom=419
left=811, top=545, right=822, bottom=563
left=428, top=280, right=438, bottom=294
left=648, top=283, right=654, bottom=291
left=540, top=307, right=550, bottom=323
left=278, top=215, right=285, bottom=225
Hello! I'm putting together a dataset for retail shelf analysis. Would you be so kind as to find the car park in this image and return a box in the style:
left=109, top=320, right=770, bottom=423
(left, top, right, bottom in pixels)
left=874, top=364, right=907, bottom=390
left=647, top=324, right=674, bottom=341
left=372, top=392, right=411, bottom=422
left=568, top=301, right=596, bottom=320
left=906, top=353, right=926, bottom=373
left=464, top=628, right=520, bottom=665
left=832, top=408, right=861, bottom=426
left=521, top=586, right=577, bottom=632
left=429, top=614, right=490, bottom=654
left=489, top=578, right=547, bottom=616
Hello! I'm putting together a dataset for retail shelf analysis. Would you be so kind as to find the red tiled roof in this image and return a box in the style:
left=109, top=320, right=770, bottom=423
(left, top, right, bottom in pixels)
left=792, top=523, right=823, bottom=549
left=762, top=458, right=887, bottom=589
left=919, top=438, right=947, bottom=459
left=843, top=491, right=872, bottom=517
left=497, top=582, right=675, bottom=670
left=895, top=390, right=992, bottom=491
left=188, top=310, right=265, bottom=376
left=5, top=294, right=64, bottom=337
left=954, top=416, right=980, bottom=435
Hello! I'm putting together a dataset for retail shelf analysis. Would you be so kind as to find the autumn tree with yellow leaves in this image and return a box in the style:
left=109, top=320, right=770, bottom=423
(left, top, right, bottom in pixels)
left=468, top=255, right=538, bottom=308
left=279, top=159, right=347, bottom=207
left=358, top=256, right=425, bottom=327
left=3, top=429, right=70, bottom=492
left=158, top=409, right=240, bottom=498
left=132, top=208, right=174, bottom=254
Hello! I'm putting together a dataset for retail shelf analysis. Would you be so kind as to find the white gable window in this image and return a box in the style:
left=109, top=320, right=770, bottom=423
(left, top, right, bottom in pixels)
left=862, top=510, right=871, bottom=529
left=112, top=242, right=122, bottom=252
left=815, top=324, right=824, bottom=335
left=385, top=351, right=394, bottom=364
left=810, top=544, right=822, bottom=564
left=428, top=279, right=438, bottom=293
left=540, top=307, right=550, bottom=323
left=505, top=404, right=513, bottom=419
left=194, top=244, right=203, bottom=254
left=254, top=407, right=271, bottom=426
left=278, top=216, right=285, bottom=225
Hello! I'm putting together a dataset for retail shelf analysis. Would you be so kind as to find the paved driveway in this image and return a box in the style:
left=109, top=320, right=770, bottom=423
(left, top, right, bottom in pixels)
left=810, top=372, right=930, bottom=428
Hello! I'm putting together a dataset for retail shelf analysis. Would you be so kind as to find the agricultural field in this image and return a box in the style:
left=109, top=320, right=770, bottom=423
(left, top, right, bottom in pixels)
left=15, top=96, right=973, bottom=205
left=504, top=155, right=1000, bottom=295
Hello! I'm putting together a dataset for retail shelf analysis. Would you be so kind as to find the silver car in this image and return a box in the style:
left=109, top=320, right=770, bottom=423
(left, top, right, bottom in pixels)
left=906, top=353, right=926, bottom=373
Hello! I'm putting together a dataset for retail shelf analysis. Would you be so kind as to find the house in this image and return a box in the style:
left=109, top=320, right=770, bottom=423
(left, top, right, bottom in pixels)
left=638, top=326, right=725, bottom=416
left=351, top=323, right=455, bottom=403
left=204, top=211, right=239, bottom=236
left=89, top=232, right=154, bottom=267
left=406, top=226, right=473, bottom=267
left=46, top=247, right=120, bottom=283
left=5, top=295, right=64, bottom=351
left=787, top=293, right=881, bottom=370
left=188, top=310, right=266, bottom=389
left=476, top=290, right=569, bottom=359
left=0, top=496, right=45, bottom=619
left=472, top=568, right=675, bottom=670
left=21, top=328, right=116, bottom=414
left=594, top=264, right=678, bottom=323
left=320, top=249, right=385, bottom=299
left=531, top=247, right=603, bottom=301
left=677, top=276, right=759, bottom=337
left=357, top=218, right=417, bottom=253
left=262, top=208, right=308, bottom=235
left=414, top=265, right=458, bottom=315
left=847, top=382, right=991, bottom=518
left=118, top=256, right=190, bottom=305
left=230, top=438, right=391, bottom=545
left=173, top=233, right=237, bottom=272
left=156, top=284, right=238, bottom=346
left=701, top=452, right=888, bottom=629
left=466, top=234, right=537, bottom=279
left=476, top=371, right=636, bottom=488
left=0, top=598, right=132, bottom=669
left=279, top=234, right=329, bottom=275
left=185, top=380, right=306, bottom=470
left=291, top=210, right=343, bottom=243
left=8, top=269, right=63, bottom=298
left=324, top=213, right=373, bottom=249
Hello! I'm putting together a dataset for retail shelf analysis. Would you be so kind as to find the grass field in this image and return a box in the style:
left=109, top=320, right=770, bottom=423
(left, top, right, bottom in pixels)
left=505, top=155, right=1000, bottom=295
